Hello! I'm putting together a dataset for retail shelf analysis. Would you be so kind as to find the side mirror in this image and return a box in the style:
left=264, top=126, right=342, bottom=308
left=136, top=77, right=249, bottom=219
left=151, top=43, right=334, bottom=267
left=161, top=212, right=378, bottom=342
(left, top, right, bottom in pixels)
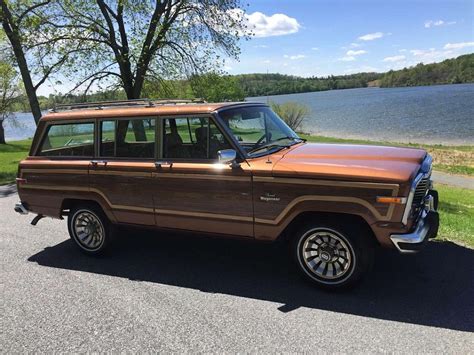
left=217, top=149, right=239, bottom=168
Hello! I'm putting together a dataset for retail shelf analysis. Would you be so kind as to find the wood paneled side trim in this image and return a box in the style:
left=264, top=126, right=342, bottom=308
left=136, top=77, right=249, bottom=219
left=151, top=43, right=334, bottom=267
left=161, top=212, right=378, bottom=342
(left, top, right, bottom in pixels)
left=20, top=184, right=252, bottom=221
left=255, top=195, right=394, bottom=225
left=90, top=170, right=151, bottom=177
left=254, top=176, right=400, bottom=191
left=22, top=169, right=88, bottom=175
left=21, top=168, right=249, bottom=181
left=152, top=172, right=250, bottom=182
left=21, top=185, right=154, bottom=213
left=154, top=208, right=253, bottom=222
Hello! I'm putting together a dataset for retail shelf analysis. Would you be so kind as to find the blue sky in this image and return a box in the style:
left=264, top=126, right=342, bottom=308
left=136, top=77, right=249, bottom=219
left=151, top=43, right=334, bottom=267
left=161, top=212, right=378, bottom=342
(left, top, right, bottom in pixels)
left=228, top=0, right=474, bottom=77
left=34, top=0, right=473, bottom=95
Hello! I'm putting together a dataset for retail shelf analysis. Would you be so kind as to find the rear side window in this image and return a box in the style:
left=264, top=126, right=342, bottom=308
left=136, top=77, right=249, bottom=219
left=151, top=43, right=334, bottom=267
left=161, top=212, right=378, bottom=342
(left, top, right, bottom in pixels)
left=39, top=122, right=94, bottom=156
left=100, top=118, right=156, bottom=159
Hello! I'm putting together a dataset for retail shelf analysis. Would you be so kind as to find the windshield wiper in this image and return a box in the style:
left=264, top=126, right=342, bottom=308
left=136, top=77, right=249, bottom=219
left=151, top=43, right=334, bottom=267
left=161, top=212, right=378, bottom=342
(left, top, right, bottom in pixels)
left=272, top=136, right=306, bottom=144
left=247, top=136, right=305, bottom=155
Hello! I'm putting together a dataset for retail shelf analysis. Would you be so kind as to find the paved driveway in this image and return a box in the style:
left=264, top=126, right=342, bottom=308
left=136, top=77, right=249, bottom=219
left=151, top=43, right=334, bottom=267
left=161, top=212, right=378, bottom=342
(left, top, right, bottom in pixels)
left=1, top=192, right=473, bottom=352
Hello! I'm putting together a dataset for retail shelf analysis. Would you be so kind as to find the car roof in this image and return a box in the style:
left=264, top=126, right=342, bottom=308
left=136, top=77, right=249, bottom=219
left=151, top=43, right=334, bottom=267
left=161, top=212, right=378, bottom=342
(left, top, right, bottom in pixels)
left=40, top=101, right=267, bottom=122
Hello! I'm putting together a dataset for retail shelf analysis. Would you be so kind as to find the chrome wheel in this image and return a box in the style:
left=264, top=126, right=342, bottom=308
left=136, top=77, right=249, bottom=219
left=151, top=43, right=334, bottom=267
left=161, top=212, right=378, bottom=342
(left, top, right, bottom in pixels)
left=72, top=210, right=105, bottom=251
left=300, top=229, right=353, bottom=280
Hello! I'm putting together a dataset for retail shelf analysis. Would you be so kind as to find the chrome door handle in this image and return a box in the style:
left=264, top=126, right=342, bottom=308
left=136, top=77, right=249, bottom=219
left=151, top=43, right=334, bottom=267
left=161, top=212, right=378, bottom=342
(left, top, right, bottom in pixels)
left=155, top=161, right=173, bottom=168
left=91, top=160, right=107, bottom=166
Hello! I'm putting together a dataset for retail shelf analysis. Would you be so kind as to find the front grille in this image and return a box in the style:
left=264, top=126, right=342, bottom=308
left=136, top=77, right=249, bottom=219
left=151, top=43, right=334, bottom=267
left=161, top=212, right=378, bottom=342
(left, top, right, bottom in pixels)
left=413, top=175, right=430, bottom=207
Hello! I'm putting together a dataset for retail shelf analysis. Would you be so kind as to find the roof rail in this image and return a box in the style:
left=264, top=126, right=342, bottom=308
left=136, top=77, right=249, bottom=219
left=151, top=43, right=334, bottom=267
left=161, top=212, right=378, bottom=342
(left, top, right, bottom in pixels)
left=50, top=98, right=207, bottom=112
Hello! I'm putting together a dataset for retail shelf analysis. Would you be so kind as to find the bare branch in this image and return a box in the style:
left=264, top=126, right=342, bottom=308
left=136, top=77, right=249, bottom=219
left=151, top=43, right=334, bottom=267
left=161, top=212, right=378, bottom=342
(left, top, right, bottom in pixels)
left=17, top=1, right=51, bottom=23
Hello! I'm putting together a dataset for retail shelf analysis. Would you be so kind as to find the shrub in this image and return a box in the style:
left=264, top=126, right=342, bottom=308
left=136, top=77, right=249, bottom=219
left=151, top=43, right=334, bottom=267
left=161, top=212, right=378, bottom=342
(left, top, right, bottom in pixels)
left=270, top=101, right=310, bottom=131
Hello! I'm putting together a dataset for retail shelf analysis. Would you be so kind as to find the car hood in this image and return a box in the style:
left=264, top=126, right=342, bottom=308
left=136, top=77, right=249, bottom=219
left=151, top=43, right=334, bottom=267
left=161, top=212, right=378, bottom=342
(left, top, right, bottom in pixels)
left=272, top=143, right=427, bottom=183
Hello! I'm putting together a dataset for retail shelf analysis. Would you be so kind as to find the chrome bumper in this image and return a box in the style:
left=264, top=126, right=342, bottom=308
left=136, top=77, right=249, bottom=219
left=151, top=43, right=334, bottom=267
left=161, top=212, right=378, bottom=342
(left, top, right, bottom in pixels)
left=390, top=192, right=439, bottom=253
left=14, top=202, right=29, bottom=215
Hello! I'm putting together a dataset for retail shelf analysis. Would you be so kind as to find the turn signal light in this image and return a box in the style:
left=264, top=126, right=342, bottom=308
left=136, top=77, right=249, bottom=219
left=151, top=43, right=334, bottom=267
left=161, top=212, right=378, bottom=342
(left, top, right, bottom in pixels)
left=376, top=196, right=407, bottom=204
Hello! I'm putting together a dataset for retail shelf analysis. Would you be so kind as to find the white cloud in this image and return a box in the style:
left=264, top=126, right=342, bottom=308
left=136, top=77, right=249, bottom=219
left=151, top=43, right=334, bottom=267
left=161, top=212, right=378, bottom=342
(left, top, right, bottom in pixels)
left=245, top=11, right=301, bottom=38
left=261, top=59, right=271, bottom=64
left=253, top=44, right=269, bottom=48
left=399, top=49, right=407, bottom=53
left=350, top=42, right=361, bottom=48
left=338, top=56, right=356, bottom=62
left=409, top=48, right=458, bottom=63
left=444, top=42, right=474, bottom=49
left=283, top=54, right=306, bottom=60
left=358, top=32, right=384, bottom=41
left=346, top=49, right=367, bottom=56
left=383, top=55, right=406, bottom=62
left=424, top=20, right=456, bottom=28
left=344, top=65, right=378, bottom=73
left=311, top=47, right=319, bottom=51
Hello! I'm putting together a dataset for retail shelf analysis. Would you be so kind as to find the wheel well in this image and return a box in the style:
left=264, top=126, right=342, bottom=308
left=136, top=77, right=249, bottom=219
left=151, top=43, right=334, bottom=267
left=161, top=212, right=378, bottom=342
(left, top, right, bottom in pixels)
left=279, top=211, right=378, bottom=246
left=61, top=199, right=104, bottom=216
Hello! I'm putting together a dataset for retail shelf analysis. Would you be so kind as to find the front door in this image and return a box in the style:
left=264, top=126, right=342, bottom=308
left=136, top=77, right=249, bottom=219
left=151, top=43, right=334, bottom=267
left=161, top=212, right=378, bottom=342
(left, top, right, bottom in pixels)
left=152, top=116, right=254, bottom=237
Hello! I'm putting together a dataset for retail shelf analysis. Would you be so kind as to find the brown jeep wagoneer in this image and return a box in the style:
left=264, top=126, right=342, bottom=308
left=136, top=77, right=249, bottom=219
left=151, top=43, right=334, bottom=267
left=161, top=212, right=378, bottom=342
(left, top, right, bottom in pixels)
left=14, top=99, right=439, bottom=289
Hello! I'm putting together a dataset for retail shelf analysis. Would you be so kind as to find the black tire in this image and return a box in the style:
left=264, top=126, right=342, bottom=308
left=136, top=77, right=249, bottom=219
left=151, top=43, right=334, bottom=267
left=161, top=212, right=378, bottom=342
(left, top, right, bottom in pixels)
left=67, top=203, right=114, bottom=255
left=292, top=221, right=374, bottom=290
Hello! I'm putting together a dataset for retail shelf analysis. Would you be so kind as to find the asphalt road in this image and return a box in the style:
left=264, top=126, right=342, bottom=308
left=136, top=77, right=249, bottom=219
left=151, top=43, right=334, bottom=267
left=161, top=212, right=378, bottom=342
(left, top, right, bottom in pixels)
left=1, top=191, right=473, bottom=352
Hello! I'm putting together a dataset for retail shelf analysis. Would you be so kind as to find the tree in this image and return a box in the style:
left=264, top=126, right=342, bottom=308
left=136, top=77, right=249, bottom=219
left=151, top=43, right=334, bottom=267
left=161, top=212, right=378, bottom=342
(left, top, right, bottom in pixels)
left=270, top=101, right=310, bottom=132
left=190, top=72, right=245, bottom=102
left=1, top=0, right=77, bottom=124
left=56, top=0, right=250, bottom=100
left=0, top=60, right=21, bottom=144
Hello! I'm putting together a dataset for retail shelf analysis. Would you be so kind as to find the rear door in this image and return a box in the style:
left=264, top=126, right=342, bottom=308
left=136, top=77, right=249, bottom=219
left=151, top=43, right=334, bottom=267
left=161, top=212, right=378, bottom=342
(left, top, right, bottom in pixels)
left=90, top=117, right=156, bottom=226
left=152, top=116, right=254, bottom=237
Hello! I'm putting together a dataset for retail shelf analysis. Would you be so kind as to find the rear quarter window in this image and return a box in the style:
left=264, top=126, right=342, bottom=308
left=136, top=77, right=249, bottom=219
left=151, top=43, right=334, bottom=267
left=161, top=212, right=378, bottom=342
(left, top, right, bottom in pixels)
left=39, top=122, right=95, bottom=157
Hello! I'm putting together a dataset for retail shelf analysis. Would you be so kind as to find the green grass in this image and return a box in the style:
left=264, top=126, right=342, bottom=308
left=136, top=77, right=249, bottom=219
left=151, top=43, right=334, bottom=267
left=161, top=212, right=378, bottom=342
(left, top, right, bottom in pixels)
left=300, top=134, right=474, bottom=176
left=0, top=139, right=32, bottom=185
left=436, top=184, right=474, bottom=248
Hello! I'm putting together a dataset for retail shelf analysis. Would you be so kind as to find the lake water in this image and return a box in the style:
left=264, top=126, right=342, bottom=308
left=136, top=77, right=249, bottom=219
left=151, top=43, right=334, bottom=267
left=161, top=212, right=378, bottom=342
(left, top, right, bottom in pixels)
left=248, top=83, right=474, bottom=145
left=4, top=83, right=474, bottom=145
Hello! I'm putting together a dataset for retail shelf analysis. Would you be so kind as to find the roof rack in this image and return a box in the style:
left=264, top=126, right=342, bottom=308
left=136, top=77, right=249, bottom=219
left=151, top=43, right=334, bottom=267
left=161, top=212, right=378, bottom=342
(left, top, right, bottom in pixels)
left=50, top=98, right=207, bottom=112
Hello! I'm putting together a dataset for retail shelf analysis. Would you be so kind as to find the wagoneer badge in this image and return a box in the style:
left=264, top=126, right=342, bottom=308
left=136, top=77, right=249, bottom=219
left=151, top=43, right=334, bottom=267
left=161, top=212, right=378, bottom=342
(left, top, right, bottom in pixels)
left=260, top=193, right=280, bottom=202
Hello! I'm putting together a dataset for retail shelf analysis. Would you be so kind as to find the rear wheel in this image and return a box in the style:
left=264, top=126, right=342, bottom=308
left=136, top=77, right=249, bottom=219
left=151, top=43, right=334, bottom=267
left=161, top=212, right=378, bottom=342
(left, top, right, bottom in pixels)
left=68, top=204, right=113, bottom=255
left=292, top=222, right=374, bottom=290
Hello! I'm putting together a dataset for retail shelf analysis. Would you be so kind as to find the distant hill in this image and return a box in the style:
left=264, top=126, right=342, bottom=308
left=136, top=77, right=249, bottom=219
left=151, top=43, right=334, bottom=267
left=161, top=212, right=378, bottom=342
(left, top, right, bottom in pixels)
left=236, top=72, right=382, bottom=97
left=233, top=53, right=474, bottom=96
left=379, top=53, right=474, bottom=87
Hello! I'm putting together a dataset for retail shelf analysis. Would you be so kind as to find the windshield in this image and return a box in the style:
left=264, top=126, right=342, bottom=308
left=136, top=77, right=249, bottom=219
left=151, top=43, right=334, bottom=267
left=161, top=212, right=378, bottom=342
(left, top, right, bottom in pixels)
left=218, top=106, right=303, bottom=157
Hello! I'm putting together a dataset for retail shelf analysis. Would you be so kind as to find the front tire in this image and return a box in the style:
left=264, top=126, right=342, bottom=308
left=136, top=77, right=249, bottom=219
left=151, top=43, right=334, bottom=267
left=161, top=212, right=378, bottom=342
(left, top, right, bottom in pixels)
left=292, top=222, right=374, bottom=290
left=68, top=204, right=113, bottom=255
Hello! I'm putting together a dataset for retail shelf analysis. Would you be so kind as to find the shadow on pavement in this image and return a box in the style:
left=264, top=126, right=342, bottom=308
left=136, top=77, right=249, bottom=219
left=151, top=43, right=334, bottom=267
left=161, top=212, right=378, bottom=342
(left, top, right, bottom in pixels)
left=28, top=229, right=474, bottom=332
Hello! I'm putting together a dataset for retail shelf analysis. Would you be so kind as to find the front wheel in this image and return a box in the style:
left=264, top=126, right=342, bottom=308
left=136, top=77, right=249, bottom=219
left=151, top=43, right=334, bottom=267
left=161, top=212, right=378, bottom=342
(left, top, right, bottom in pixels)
left=68, top=204, right=113, bottom=255
left=292, top=223, right=374, bottom=290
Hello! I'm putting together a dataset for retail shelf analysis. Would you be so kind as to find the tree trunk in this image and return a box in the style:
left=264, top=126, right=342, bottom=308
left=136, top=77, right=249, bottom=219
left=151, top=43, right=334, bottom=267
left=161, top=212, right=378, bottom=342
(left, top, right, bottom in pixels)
left=0, top=119, right=6, bottom=144
left=124, top=88, right=147, bottom=141
left=1, top=1, right=43, bottom=124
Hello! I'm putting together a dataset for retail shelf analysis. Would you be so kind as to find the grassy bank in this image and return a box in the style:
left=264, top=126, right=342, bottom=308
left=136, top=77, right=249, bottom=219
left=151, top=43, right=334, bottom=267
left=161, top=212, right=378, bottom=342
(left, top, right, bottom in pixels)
left=0, top=140, right=31, bottom=185
left=301, top=134, right=474, bottom=176
left=436, top=184, right=474, bottom=248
